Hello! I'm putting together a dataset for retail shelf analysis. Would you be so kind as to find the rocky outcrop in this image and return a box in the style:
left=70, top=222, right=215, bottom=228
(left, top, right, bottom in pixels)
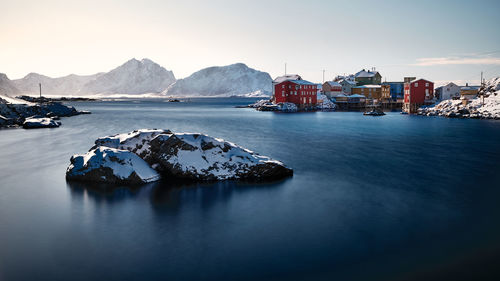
left=418, top=77, right=500, bottom=120
left=66, top=129, right=293, bottom=185
left=0, top=95, right=89, bottom=128
left=23, top=117, right=61, bottom=129
left=66, top=146, right=161, bottom=184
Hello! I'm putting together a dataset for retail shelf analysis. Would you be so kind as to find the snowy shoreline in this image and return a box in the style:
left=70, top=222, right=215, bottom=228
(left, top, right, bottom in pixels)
left=418, top=77, right=500, bottom=120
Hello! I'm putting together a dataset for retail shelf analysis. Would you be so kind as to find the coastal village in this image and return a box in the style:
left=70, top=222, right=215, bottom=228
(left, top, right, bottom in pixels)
left=265, top=68, right=486, bottom=115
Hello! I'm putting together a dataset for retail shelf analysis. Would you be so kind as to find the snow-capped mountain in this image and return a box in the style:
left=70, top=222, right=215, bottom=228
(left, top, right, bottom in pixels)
left=0, top=73, right=20, bottom=97
left=12, top=72, right=101, bottom=96
left=164, top=63, right=272, bottom=97
left=8, top=58, right=175, bottom=96
left=81, top=58, right=175, bottom=95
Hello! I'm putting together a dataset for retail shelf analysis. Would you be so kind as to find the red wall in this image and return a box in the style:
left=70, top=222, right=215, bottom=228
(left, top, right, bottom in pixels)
left=404, top=79, right=434, bottom=104
left=274, top=81, right=317, bottom=105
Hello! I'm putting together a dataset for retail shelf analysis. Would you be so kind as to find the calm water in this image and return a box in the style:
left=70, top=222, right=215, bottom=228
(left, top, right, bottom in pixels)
left=1, top=98, right=500, bottom=281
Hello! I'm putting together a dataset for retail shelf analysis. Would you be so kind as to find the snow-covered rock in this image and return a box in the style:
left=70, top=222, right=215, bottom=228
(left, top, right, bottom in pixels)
left=22, top=117, right=61, bottom=129
left=66, top=129, right=293, bottom=185
left=146, top=132, right=292, bottom=181
left=164, top=63, right=272, bottom=97
left=66, top=146, right=161, bottom=184
left=418, top=77, right=500, bottom=120
left=316, top=94, right=336, bottom=111
left=81, top=58, right=175, bottom=95
left=1, top=93, right=87, bottom=128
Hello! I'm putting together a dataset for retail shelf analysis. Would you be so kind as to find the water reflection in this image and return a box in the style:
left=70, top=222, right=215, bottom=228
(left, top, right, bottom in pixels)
left=67, top=178, right=289, bottom=212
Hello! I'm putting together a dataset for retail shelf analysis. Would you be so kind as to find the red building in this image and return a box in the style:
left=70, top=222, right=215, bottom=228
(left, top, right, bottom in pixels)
left=403, top=78, right=434, bottom=113
left=272, top=75, right=317, bottom=108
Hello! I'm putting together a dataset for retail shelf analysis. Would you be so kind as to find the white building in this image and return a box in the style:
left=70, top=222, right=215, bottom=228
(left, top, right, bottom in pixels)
left=435, top=82, right=460, bottom=100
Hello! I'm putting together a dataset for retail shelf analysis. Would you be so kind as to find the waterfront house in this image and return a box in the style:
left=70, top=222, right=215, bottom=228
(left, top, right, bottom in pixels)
left=381, top=84, right=391, bottom=100
left=460, top=83, right=481, bottom=100
left=435, top=82, right=460, bottom=100
left=272, top=75, right=317, bottom=108
left=322, top=81, right=343, bottom=98
left=348, top=94, right=367, bottom=103
left=352, top=85, right=382, bottom=99
left=354, top=69, right=382, bottom=85
left=332, top=94, right=366, bottom=110
left=403, top=78, right=434, bottom=113
left=382, top=82, right=404, bottom=100
left=339, top=79, right=357, bottom=94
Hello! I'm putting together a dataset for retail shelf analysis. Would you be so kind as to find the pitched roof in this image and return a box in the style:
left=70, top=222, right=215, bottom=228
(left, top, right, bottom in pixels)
left=353, top=84, right=381, bottom=89
left=273, top=74, right=302, bottom=83
left=406, top=78, right=433, bottom=84
left=325, top=81, right=341, bottom=87
left=349, top=94, right=367, bottom=98
left=290, top=79, right=316, bottom=85
left=339, top=79, right=356, bottom=85
left=355, top=70, right=380, bottom=78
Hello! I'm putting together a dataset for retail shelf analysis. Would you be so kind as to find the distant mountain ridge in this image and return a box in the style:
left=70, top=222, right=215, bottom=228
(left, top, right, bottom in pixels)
left=0, top=59, right=272, bottom=97
left=164, top=63, right=272, bottom=97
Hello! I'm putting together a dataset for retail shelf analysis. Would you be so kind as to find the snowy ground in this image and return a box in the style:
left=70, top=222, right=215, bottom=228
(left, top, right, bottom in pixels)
left=419, top=77, right=500, bottom=119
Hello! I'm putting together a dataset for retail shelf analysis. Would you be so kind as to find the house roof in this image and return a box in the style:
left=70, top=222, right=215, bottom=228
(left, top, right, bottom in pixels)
left=460, top=85, right=480, bottom=90
left=325, top=81, right=341, bottom=87
left=406, top=78, right=433, bottom=84
left=353, top=84, right=381, bottom=89
left=349, top=94, right=367, bottom=98
left=355, top=70, right=380, bottom=78
left=339, top=79, right=357, bottom=85
left=273, top=74, right=302, bottom=83
left=289, top=79, right=316, bottom=85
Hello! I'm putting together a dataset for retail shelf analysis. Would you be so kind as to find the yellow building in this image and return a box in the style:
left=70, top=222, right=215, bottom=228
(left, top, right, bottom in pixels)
left=460, top=84, right=480, bottom=100
left=352, top=85, right=382, bottom=99
left=381, top=84, right=391, bottom=100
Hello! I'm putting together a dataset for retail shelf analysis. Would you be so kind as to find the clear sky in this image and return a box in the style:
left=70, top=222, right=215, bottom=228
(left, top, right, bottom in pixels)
left=2, top=0, right=500, bottom=85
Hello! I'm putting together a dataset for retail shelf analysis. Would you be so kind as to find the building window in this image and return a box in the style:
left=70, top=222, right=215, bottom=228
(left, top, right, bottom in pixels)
left=282, top=85, right=284, bottom=88
left=415, top=83, right=418, bottom=87
left=425, top=83, right=429, bottom=87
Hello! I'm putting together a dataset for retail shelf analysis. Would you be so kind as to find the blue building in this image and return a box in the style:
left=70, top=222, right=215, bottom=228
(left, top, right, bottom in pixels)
left=382, top=82, right=404, bottom=100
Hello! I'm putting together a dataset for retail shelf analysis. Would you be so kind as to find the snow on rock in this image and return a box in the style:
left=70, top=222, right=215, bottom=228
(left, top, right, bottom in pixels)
left=164, top=63, right=272, bottom=97
left=418, top=76, right=500, bottom=119
left=22, top=117, right=61, bottom=129
left=316, top=94, right=336, bottom=111
left=93, top=129, right=172, bottom=158
left=146, top=132, right=292, bottom=181
left=1, top=94, right=87, bottom=128
left=66, top=129, right=293, bottom=185
left=66, top=146, right=161, bottom=184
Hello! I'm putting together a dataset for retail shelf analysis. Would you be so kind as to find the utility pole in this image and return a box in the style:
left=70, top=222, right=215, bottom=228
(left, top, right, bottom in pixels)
left=481, top=71, right=484, bottom=105
left=39, top=83, right=42, bottom=104
left=322, top=70, right=325, bottom=84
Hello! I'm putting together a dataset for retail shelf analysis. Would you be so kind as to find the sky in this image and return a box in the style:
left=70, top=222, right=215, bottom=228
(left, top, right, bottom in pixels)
left=2, top=0, right=500, bottom=85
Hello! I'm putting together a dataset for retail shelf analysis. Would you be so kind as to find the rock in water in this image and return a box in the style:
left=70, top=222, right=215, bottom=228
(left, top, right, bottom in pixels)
left=66, top=129, right=293, bottom=185
left=146, top=133, right=293, bottom=181
left=23, top=117, right=61, bottom=129
left=66, top=146, right=161, bottom=184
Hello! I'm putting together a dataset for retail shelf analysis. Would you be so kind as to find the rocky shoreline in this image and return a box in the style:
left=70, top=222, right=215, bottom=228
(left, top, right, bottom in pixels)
left=0, top=96, right=90, bottom=128
left=242, top=95, right=336, bottom=112
left=418, top=78, right=500, bottom=120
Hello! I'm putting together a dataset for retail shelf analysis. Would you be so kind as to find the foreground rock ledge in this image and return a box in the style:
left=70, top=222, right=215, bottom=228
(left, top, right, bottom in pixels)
left=66, top=129, right=293, bottom=185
